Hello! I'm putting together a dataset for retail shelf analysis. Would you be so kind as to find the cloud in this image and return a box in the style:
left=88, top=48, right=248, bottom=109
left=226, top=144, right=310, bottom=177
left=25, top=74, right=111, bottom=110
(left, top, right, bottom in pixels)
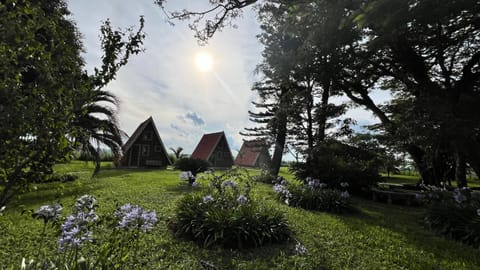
left=185, top=112, right=205, bottom=126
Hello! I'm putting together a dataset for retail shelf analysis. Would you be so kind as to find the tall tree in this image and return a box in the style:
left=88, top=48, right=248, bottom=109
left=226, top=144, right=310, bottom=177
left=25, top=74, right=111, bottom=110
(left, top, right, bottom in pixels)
left=0, top=0, right=145, bottom=206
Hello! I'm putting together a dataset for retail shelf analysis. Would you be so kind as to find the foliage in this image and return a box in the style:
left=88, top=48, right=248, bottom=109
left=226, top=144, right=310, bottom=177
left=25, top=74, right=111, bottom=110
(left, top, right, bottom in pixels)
left=423, top=187, right=480, bottom=247
left=44, top=173, right=79, bottom=183
left=174, top=158, right=211, bottom=176
left=273, top=178, right=352, bottom=214
left=253, top=166, right=277, bottom=184
left=18, top=194, right=157, bottom=269
left=0, top=0, right=83, bottom=206
left=171, top=169, right=291, bottom=248
left=290, top=140, right=381, bottom=193
left=0, top=0, right=145, bottom=206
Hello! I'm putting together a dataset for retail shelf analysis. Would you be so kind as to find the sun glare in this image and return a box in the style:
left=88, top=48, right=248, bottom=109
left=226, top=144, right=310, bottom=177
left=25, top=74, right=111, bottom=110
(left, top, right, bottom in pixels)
left=195, top=52, right=214, bottom=72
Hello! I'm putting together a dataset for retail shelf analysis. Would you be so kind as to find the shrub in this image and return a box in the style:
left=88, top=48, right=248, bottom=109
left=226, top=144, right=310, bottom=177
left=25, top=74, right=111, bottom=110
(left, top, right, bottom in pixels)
left=44, top=173, right=79, bottom=183
left=253, top=167, right=277, bottom=184
left=289, top=141, right=381, bottom=193
left=273, top=178, right=352, bottom=213
left=423, top=187, right=480, bottom=247
left=170, top=169, right=291, bottom=248
left=174, top=158, right=211, bottom=176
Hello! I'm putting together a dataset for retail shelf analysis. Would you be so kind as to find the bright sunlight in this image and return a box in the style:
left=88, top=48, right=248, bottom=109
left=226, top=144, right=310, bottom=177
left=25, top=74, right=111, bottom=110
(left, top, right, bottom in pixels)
left=195, top=51, right=214, bottom=72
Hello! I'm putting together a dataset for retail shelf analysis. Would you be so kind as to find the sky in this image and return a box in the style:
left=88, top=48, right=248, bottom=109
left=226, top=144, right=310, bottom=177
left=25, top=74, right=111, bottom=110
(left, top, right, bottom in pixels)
left=67, top=0, right=388, bottom=159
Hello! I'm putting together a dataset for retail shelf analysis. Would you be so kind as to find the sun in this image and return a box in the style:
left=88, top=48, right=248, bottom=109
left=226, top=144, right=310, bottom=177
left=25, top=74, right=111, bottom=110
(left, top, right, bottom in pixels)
left=195, top=52, right=214, bottom=72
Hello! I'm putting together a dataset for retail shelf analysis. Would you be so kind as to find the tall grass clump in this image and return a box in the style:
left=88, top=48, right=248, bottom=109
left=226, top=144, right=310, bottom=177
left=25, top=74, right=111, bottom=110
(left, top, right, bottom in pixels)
left=273, top=177, right=353, bottom=213
left=422, top=186, right=480, bottom=247
left=170, top=169, right=291, bottom=249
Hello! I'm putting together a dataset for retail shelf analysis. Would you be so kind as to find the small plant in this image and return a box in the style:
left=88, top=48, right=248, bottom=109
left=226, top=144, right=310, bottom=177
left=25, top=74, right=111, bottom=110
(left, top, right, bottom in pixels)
left=273, top=177, right=352, bottom=213
left=253, top=166, right=276, bottom=184
left=423, top=186, right=480, bottom=247
left=179, top=171, right=199, bottom=185
left=19, top=195, right=158, bottom=269
left=170, top=169, right=291, bottom=248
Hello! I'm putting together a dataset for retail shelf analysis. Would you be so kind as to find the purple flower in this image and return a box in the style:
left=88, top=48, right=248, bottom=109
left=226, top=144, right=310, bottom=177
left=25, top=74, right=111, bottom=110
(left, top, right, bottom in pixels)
left=415, top=193, right=425, bottom=201
left=340, top=191, right=350, bottom=199
left=192, top=181, right=200, bottom=187
left=274, top=184, right=285, bottom=193
left=115, top=204, right=158, bottom=232
left=74, top=195, right=96, bottom=213
left=58, top=211, right=95, bottom=252
left=453, top=189, right=467, bottom=204
left=179, top=171, right=193, bottom=180
left=340, top=182, right=349, bottom=188
left=295, top=241, right=307, bottom=255
left=32, top=204, right=62, bottom=223
left=203, top=195, right=214, bottom=203
left=221, top=180, right=237, bottom=188
left=237, top=195, right=248, bottom=205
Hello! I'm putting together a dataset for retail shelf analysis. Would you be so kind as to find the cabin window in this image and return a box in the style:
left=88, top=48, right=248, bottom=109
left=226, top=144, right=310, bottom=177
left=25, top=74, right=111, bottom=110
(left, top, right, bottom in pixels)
left=154, top=145, right=162, bottom=152
left=142, top=145, right=150, bottom=156
left=143, top=132, right=152, bottom=141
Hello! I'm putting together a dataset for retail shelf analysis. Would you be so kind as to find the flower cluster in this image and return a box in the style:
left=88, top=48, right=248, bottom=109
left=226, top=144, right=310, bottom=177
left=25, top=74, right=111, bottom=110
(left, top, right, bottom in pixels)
left=203, top=195, right=214, bottom=203
left=340, top=182, right=349, bottom=188
left=32, top=204, right=62, bottom=223
left=295, top=241, right=307, bottom=255
left=273, top=182, right=292, bottom=204
left=74, top=194, right=97, bottom=212
left=274, top=177, right=352, bottom=213
left=221, top=180, right=237, bottom=188
left=306, top=177, right=327, bottom=189
left=236, top=195, right=248, bottom=205
left=179, top=171, right=198, bottom=186
left=452, top=187, right=472, bottom=205
left=58, top=195, right=98, bottom=252
left=340, top=191, right=350, bottom=199
left=58, top=213, right=95, bottom=251
left=114, top=204, right=158, bottom=232
left=179, top=171, right=194, bottom=180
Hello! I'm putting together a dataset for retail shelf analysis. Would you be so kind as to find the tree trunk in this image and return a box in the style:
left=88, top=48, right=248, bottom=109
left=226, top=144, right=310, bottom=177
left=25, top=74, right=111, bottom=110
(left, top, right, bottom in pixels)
left=270, top=124, right=287, bottom=176
left=316, top=79, right=331, bottom=143
left=405, top=143, right=435, bottom=185
left=455, top=150, right=467, bottom=187
left=270, top=99, right=288, bottom=176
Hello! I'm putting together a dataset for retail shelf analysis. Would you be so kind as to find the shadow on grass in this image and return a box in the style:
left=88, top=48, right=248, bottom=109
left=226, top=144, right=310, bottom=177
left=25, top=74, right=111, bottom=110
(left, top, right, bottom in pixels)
left=337, top=198, right=480, bottom=266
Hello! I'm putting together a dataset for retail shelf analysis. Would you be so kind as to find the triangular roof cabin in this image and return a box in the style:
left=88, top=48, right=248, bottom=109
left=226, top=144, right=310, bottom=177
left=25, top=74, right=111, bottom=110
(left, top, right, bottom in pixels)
left=120, top=117, right=171, bottom=168
left=191, top=131, right=234, bottom=168
left=235, top=140, right=271, bottom=168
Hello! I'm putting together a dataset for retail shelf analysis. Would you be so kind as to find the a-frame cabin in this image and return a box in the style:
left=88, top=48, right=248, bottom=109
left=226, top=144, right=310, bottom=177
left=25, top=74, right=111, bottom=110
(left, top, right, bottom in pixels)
left=191, top=131, right=234, bottom=169
left=235, top=140, right=271, bottom=168
left=120, top=117, right=171, bottom=168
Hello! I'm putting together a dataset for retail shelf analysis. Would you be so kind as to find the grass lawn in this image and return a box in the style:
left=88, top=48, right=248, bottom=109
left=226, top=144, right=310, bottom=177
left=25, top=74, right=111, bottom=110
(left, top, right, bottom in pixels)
left=380, top=173, right=480, bottom=188
left=1, top=161, right=479, bottom=269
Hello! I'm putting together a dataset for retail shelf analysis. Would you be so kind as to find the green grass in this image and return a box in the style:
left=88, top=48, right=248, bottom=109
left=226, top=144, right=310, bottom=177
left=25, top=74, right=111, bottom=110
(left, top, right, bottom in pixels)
left=1, top=161, right=480, bottom=269
left=381, top=173, right=480, bottom=188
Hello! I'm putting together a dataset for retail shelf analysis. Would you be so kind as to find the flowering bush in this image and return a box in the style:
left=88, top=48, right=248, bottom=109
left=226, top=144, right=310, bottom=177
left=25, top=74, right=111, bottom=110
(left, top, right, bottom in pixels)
left=423, top=186, right=480, bottom=247
left=20, top=195, right=158, bottom=269
left=273, top=177, right=352, bottom=213
left=170, top=169, right=291, bottom=248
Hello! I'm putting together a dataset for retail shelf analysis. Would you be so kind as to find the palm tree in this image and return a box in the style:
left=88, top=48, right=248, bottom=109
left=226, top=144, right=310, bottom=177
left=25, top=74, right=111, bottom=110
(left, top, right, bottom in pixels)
left=71, top=87, right=124, bottom=175
left=169, top=146, right=185, bottom=160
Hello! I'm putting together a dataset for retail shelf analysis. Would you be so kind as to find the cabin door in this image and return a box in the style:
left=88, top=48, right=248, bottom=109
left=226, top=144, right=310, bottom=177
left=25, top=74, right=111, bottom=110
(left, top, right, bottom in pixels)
left=130, top=144, right=141, bottom=167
